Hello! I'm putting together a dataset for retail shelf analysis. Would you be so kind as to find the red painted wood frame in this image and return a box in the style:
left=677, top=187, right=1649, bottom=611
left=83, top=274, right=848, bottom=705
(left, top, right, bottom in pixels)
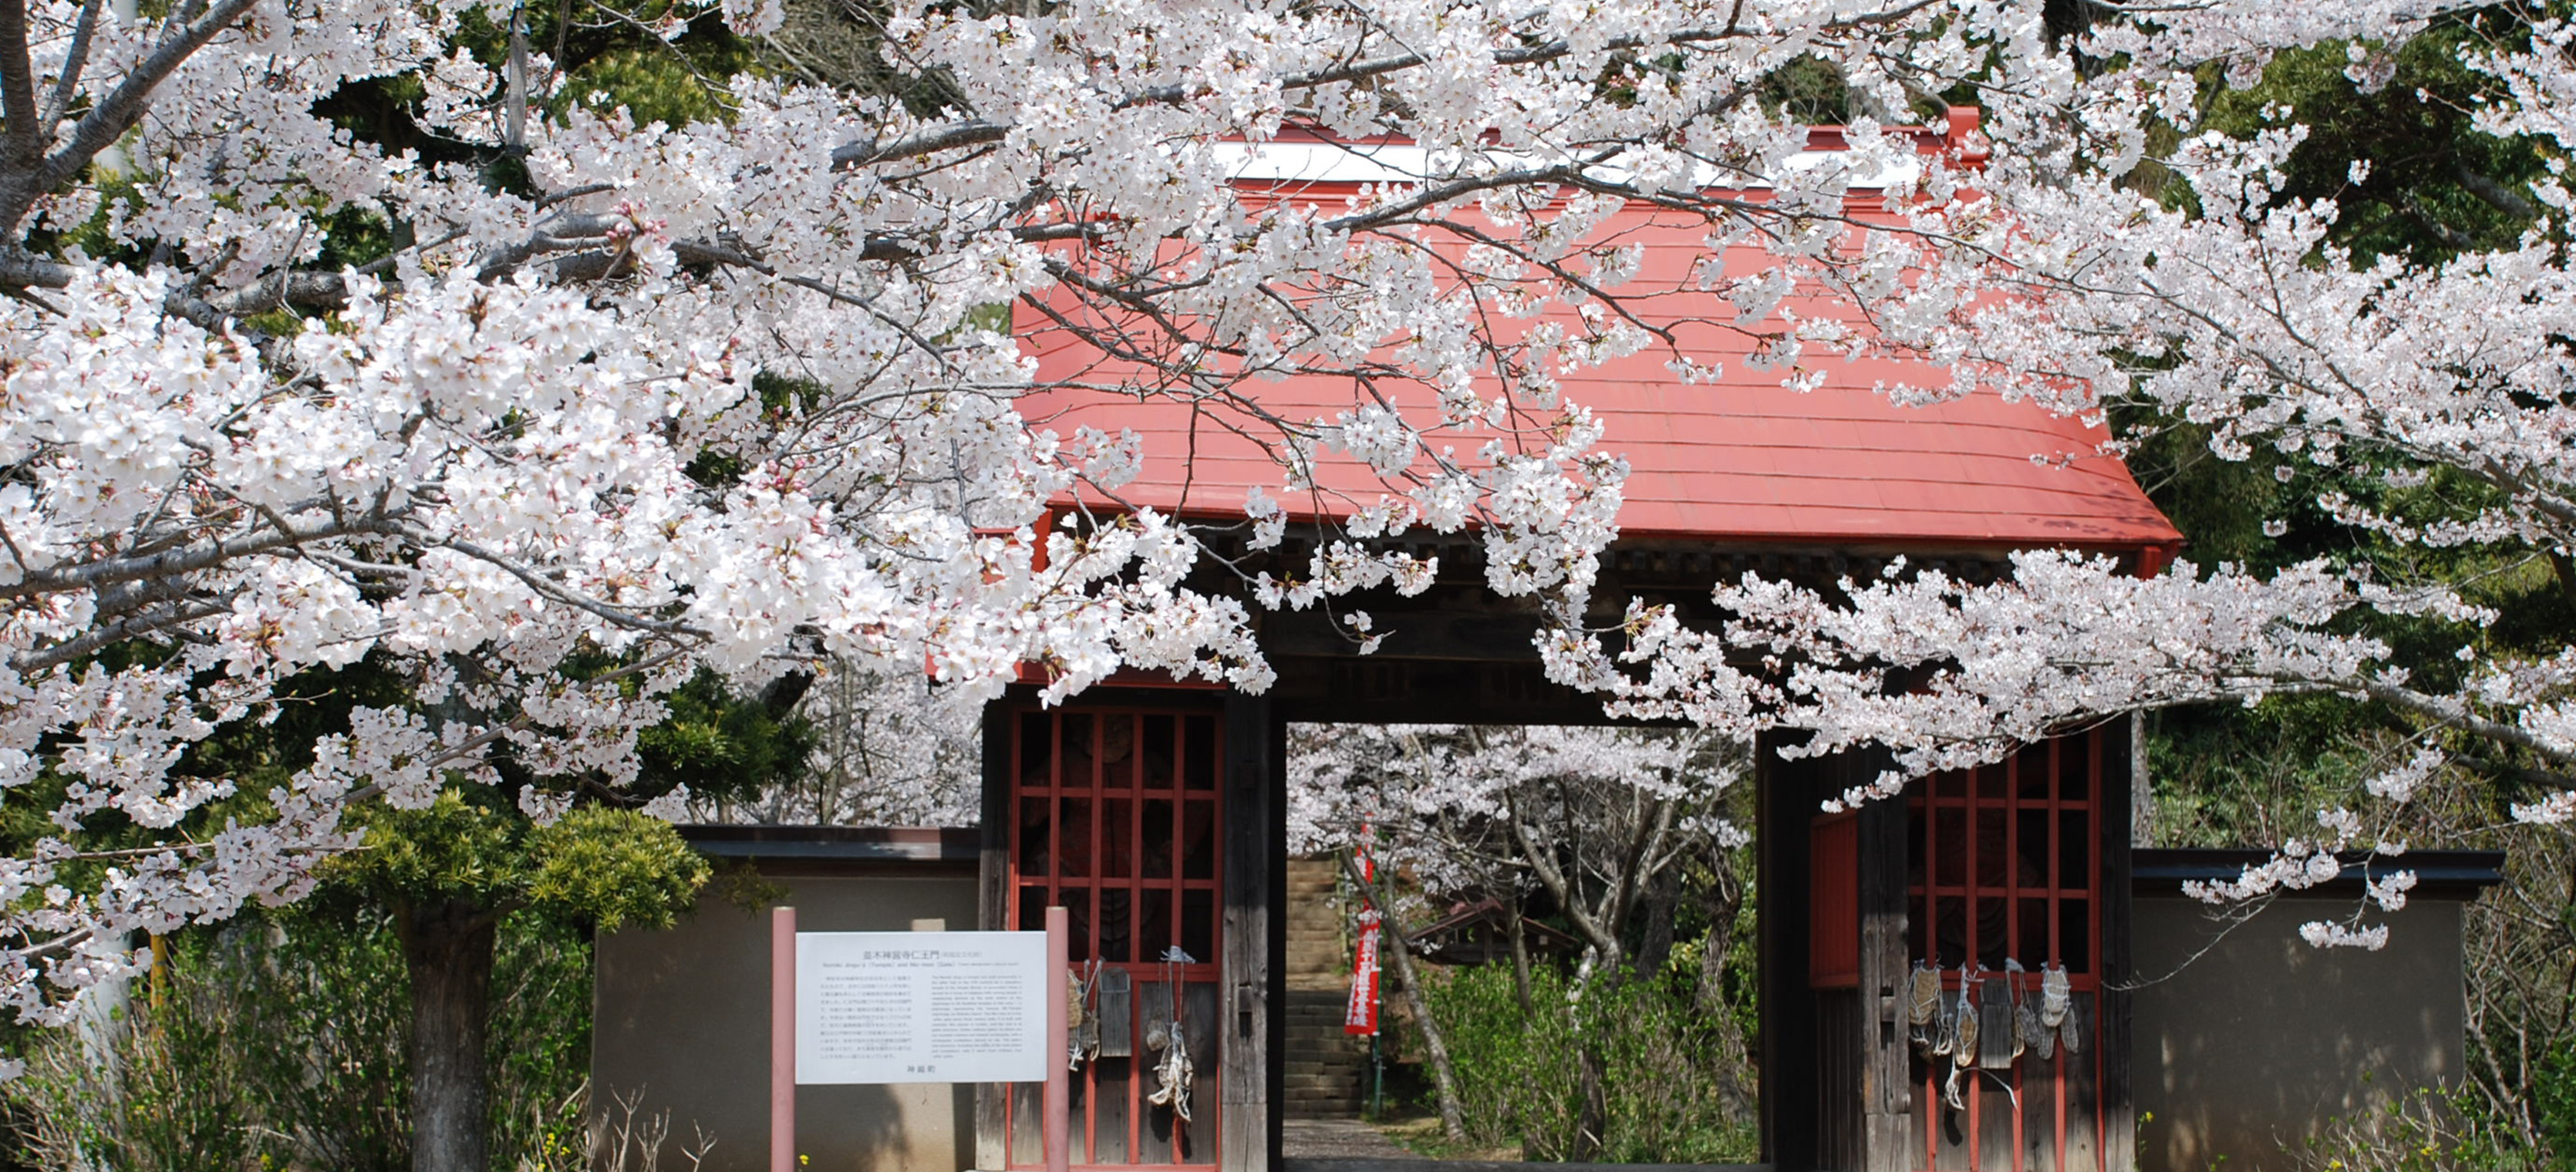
left=1006, top=708, right=1224, bottom=1170
left=1907, top=729, right=2107, bottom=1172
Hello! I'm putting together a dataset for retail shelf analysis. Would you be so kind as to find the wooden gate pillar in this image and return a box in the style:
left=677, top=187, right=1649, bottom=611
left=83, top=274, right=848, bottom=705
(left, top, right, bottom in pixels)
left=977, top=702, right=1012, bottom=1170
left=2102, top=717, right=2138, bottom=1172
left=1851, top=753, right=1912, bottom=1172
left=1754, top=732, right=1816, bottom=1171
left=1219, top=694, right=1277, bottom=1172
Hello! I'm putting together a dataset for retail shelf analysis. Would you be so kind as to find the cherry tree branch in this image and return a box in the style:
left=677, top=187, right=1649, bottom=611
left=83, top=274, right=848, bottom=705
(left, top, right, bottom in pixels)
left=0, top=0, right=263, bottom=231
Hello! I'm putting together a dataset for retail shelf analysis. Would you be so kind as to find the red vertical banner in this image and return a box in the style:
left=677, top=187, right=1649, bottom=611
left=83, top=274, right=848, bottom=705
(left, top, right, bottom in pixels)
left=1345, top=839, right=1380, bottom=1036
left=1344, top=907, right=1381, bottom=1035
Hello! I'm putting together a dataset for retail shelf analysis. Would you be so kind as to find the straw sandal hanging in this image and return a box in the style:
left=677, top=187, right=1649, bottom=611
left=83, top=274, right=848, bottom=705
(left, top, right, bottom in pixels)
left=1909, top=961, right=1944, bottom=1060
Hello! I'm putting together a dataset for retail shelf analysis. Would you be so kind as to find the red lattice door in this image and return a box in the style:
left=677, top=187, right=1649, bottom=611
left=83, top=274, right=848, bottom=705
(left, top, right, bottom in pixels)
left=1905, top=729, right=2111, bottom=1172
left=1006, top=707, right=1223, bottom=1169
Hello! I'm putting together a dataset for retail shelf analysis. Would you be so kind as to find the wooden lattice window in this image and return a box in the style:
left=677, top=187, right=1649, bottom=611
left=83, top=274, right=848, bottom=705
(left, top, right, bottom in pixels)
left=1906, top=729, right=2109, bottom=1172
left=1006, top=707, right=1223, bottom=1169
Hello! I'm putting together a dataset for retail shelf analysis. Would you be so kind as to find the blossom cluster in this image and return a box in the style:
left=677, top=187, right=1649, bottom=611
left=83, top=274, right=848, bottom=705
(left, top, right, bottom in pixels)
left=0, top=0, right=2551, bottom=1042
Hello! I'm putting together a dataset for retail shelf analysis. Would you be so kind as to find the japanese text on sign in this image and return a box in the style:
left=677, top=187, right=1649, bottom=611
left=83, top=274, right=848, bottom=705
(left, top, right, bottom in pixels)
left=796, top=931, right=1047, bottom=1084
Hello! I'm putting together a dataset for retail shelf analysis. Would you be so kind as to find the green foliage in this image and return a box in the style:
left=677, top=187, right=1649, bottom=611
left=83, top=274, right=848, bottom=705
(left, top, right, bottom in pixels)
left=1754, top=54, right=1853, bottom=125
left=2146, top=696, right=2393, bottom=848
left=330, top=792, right=709, bottom=931
left=2279, top=1085, right=2556, bottom=1172
left=0, top=906, right=590, bottom=1172
left=635, top=667, right=816, bottom=808
left=484, top=915, right=598, bottom=1171
left=2536, top=1042, right=2576, bottom=1160
left=222, top=910, right=412, bottom=1172
left=5, top=941, right=261, bottom=1172
left=341, top=790, right=524, bottom=907
left=1667, top=926, right=1759, bottom=1062
left=525, top=807, right=711, bottom=932
left=2193, top=15, right=2553, bottom=267
left=1421, top=963, right=1757, bottom=1163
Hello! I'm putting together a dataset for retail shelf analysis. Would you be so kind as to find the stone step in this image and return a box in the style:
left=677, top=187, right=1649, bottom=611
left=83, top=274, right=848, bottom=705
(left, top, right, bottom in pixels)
left=1282, top=1093, right=1362, bottom=1109
left=1283, top=1077, right=1360, bottom=1094
left=1286, top=1005, right=1361, bottom=1020
left=1283, top=1049, right=1366, bottom=1065
left=1283, top=1043, right=1365, bottom=1057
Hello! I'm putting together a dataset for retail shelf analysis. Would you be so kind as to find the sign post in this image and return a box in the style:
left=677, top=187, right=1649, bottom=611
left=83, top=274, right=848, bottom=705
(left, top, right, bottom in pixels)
left=1044, top=906, right=1069, bottom=1172
left=772, top=905, right=796, bottom=1172
left=769, top=907, right=1067, bottom=1171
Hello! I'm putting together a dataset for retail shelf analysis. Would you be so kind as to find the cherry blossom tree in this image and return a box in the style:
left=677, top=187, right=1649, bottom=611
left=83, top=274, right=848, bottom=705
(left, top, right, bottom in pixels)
left=0, top=0, right=2058, bottom=1052
left=1290, top=722, right=1754, bottom=1137
left=0, top=0, right=2547, bottom=1091
left=1529, top=6, right=2576, bottom=952
left=1291, top=724, right=1741, bottom=986
left=700, top=663, right=980, bottom=826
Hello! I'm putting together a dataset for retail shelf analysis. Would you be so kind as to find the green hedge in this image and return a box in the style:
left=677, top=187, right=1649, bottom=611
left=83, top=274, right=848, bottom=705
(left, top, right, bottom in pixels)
left=1423, top=962, right=1756, bottom=1163
left=2, top=907, right=589, bottom=1172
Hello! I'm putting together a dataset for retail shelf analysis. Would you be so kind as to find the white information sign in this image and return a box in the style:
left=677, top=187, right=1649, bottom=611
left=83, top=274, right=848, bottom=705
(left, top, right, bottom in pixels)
left=795, top=931, right=1048, bottom=1085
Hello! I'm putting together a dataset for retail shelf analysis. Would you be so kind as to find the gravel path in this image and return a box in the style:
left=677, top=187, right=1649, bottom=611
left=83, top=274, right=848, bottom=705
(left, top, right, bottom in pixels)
left=1281, top=1118, right=1419, bottom=1160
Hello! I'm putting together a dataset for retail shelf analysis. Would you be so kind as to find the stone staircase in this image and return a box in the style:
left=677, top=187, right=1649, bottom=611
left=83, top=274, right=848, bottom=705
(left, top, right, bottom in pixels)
left=1282, top=856, right=1368, bottom=1119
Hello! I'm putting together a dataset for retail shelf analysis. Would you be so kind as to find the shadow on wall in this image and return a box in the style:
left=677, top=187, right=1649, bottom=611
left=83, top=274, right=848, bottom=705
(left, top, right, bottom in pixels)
left=2131, top=895, right=2465, bottom=1172
left=595, top=869, right=981, bottom=1172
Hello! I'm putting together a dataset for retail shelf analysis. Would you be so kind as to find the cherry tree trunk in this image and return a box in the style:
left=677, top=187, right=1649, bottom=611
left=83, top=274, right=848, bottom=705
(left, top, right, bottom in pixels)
left=1342, top=851, right=1466, bottom=1141
left=1694, top=870, right=1754, bottom=1119
left=401, top=899, right=498, bottom=1172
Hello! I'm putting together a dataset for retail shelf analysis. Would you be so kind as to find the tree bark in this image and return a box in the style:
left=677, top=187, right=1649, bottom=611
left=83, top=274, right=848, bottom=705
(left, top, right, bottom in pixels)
left=400, top=898, right=498, bottom=1172
left=1342, top=850, right=1466, bottom=1143
left=1569, top=1043, right=1609, bottom=1161
left=1694, top=857, right=1754, bottom=1120
left=1502, top=891, right=1535, bottom=1015
left=1633, top=865, right=1679, bottom=977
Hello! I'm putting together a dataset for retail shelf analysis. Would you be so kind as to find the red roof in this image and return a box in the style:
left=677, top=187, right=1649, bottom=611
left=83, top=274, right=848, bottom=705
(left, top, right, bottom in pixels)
left=1017, top=133, right=2180, bottom=558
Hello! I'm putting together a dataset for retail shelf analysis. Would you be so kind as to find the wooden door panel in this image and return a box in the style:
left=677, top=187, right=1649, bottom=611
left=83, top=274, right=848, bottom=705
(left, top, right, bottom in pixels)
left=1007, top=706, right=1223, bottom=1170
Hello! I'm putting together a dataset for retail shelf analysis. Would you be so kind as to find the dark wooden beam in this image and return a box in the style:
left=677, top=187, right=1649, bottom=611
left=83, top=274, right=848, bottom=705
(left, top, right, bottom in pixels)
left=1281, top=1161, right=1768, bottom=1172
left=1853, top=754, right=1910, bottom=1172
left=976, top=701, right=1013, bottom=1171
left=1266, top=709, right=1290, bottom=1172
left=2099, top=719, right=2137, bottom=1172
left=1222, top=692, right=1277, bottom=1172
left=1255, top=608, right=1549, bottom=662
left=1758, top=736, right=1819, bottom=1172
